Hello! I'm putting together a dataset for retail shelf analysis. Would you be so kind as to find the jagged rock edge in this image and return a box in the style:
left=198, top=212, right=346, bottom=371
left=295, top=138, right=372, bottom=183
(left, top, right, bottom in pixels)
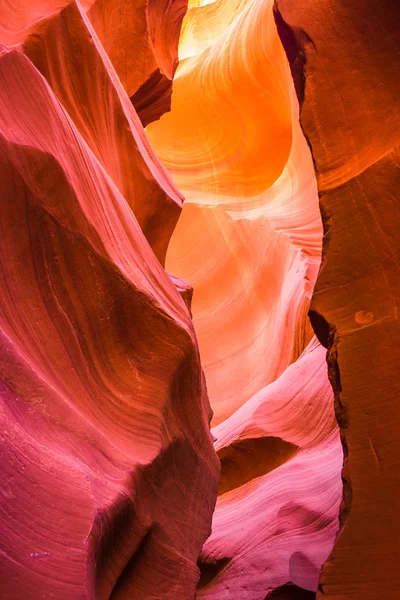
left=273, top=2, right=352, bottom=596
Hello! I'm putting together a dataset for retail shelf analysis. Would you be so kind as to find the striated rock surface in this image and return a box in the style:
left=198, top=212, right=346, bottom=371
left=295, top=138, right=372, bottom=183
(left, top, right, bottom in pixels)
left=147, top=0, right=322, bottom=427
left=198, top=340, right=342, bottom=599
left=274, top=1, right=400, bottom=598
left=148, top=0, right=344, bottom=598
left=21, top=1, right=183, bottom=265
left=0, top=2, right=219, bottom=598
left=3, top=0, right=396, bottom=597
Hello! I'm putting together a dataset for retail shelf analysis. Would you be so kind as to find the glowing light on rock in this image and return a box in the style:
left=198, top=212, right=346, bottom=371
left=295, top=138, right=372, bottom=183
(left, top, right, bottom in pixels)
left=3, top=0, right=397, bottom=597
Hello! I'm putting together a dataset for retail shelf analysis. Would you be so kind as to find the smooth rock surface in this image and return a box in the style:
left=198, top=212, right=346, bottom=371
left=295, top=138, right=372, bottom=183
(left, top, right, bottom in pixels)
left=0, top=3, right=219, bottom=598
left=148, top=1, right=344, bottom=598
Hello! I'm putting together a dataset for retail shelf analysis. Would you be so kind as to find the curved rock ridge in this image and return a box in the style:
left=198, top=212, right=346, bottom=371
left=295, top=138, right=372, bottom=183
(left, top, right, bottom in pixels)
left=0, top=0, right=350, bottom=598
left=21, top=1, right=182, bottom=265
left=0, top=0, right=187, bottom=134
left=0, top=3, right=220, bottom=598
left=197, top=340, right=342, bottom=599
left=147, top=0, right=324, bottom=426
left=147, top=0, right=343, bottom=598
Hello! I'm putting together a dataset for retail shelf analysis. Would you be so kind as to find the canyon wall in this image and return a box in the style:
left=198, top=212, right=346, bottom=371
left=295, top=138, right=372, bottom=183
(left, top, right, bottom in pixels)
left=0, top=0, right=398, bottom=598
left=275, top=1, right=400, bottom=598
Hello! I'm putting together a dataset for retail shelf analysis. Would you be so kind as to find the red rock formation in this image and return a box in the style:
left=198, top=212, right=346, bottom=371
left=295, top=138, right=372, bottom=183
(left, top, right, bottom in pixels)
left=21, top=1, right=182, bottom=265
left=0, top=2, right=219, bottom=598
left=275, top=1, right=400, bottom=598
left=147, top=0, right=343, bottom=598
left=3, top=0, right=397, bottom=597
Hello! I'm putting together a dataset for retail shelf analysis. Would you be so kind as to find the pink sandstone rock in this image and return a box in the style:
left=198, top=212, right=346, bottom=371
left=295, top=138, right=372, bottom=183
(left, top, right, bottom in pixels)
left=5, top=0, right=397, bottom=597
left=0, top=5, right=219, bottom=598
left=147, top=1, right=344, bottom=597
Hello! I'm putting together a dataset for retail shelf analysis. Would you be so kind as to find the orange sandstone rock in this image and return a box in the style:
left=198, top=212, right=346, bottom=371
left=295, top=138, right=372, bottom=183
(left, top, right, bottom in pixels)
left=148, top=1, right=343, bottom=598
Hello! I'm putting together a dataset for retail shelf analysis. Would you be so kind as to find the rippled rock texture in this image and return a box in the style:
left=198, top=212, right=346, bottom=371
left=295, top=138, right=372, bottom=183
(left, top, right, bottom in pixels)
left=1, top=0, right=397, bottom=598
left=0, top=2, right=219, bottom=598
left=147, top=0, right=342, bottom=596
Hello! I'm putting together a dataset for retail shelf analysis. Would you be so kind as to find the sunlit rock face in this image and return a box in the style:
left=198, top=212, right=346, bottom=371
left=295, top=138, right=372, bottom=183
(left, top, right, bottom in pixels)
left=5, top=0, right=390, bottom=597
left=147, top=0, right=343, bottom=598
left=0, top=2, right=219, bottom=598
left=147, top=0, right=322, bottom=426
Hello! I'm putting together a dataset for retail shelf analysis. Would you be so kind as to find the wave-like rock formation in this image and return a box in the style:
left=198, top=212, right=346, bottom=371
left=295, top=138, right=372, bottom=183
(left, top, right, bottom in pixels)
left=198, top=340, right=342, bottom=599
left=147, top=0, right=343, bottom=598
left=0, top=2, right=219, bottom=598
left=147, top=0, right=322, bottom=426
left=2, top=0, right=398, bottom=598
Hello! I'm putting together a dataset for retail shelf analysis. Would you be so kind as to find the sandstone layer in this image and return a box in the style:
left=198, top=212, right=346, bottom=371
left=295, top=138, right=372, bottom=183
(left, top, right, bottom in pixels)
left=2, top=0, right=397, bottom=598
left=147, top=0, right=344, bottom=597
left=275, top=1, right=400, bottom=598
left=0, top=2, right=219, bottom=598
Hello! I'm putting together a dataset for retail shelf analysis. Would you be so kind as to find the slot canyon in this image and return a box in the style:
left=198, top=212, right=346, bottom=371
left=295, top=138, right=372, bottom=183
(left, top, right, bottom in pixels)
left=0, top=1, right=399, bottom=599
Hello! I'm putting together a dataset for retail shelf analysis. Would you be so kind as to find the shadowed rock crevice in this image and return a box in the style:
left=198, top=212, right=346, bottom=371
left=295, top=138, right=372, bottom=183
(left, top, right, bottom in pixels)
left=272, top=5, right=315, bottom=105
left=108, top=527, right=154, bottom=599
left=131, top=69, right=172, bottom=128
left=197, top=557, right=232, bottom=589
left=267, top=583, right=316, bottom=599
left=218, top=436, right=299, bottom=495
left=326, top=337, right=352, bottom=532
left=307, top=310, right=331, bottom=350
left=89, top=497, right=150, bottom=599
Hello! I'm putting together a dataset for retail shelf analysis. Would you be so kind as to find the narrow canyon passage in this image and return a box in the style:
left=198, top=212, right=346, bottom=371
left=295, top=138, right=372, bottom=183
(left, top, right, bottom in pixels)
left=4, top=0, right=399, bottom=598
left=147, top=0, right=343, bottom=597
